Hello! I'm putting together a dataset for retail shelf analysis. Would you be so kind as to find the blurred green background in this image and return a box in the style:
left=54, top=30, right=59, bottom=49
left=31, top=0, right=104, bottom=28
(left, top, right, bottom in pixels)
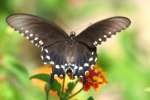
left=0, top=0, right=150, bottom=100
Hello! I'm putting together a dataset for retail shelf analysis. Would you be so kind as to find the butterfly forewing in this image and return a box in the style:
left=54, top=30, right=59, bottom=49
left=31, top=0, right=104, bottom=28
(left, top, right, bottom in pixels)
left=76, top=16, right=131, bottom=47
left=6, top=13, right=69, bottom=48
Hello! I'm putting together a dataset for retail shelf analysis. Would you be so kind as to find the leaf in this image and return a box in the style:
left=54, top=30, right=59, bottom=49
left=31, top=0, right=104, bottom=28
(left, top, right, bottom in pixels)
left=9, top=61, right=28, bottom=75
left=30, top=74, right=61, bottom=92
left=3, top=55, right=28, bottom=76
left=50, top=79, right=61, bottom=91
left=67, top=82, right=75, bottom=92
left=2, top=56, right=29, bottom=84
left=87, top=96, right=94, bottom=100
left=60, top=93, right=69, bottom=100
left=30, top=74, right=50, bottom=83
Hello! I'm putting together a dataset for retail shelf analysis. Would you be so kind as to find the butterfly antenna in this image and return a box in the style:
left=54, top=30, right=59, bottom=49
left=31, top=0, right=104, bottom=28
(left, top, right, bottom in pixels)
left=71, top=22, right=93, bottom=35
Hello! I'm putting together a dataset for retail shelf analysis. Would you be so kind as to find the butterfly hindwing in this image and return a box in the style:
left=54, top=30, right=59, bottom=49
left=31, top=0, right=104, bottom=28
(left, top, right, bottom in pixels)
left=76, top=16, right=131, bottom=47
left=6, top=13, right=69, bottom=48
left=41, top=41, right=97, bottom=77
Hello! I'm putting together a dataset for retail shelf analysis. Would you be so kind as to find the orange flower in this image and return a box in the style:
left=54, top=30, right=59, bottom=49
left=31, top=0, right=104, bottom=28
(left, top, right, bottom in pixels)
left=82, top=64, right=107, bottom=91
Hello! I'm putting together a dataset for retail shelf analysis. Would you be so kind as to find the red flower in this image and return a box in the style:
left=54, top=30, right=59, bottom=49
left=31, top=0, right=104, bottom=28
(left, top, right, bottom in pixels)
left=82, top=64, right=107, bottom=91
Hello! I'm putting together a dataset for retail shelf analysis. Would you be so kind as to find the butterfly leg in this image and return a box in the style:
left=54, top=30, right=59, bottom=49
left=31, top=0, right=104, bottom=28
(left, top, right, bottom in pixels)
left=50, top=65, right=55, bottom=83
left=50, top=73, right=54, bottom=83
left=82, top=76, right=87, bottom=85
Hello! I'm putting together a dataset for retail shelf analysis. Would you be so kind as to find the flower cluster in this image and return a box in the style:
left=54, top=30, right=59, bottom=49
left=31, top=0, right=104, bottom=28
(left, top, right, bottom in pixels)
left=82, top=64, right=107, bottom=91
left=31, top=64, right=107, bottom=99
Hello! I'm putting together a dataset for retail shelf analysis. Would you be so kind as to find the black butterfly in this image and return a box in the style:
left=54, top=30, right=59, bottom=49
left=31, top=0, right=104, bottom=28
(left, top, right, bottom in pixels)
left=6, top=13, right=131, bottom=81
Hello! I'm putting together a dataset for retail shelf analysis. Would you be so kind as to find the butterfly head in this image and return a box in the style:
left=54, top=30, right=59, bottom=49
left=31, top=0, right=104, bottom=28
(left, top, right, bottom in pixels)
left=70, top=31, right=76, bottom=39
left=66, top=66, right=74, bottom=79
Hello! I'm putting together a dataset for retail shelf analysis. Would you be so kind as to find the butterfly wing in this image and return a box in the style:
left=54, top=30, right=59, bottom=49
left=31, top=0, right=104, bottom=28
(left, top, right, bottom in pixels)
left=41, top=41, right=96, bottom=77
left=6, top=13, right=69, bottom=48
left=76, top=16, right=131, bottom=47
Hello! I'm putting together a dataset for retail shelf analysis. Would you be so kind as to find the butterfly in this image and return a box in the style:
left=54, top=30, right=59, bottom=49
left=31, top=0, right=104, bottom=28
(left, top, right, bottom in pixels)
left=6, top=13, right=131, bottom=82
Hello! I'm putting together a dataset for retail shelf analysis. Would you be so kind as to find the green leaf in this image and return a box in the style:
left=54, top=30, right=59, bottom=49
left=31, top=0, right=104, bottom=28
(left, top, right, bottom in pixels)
left=60, top=93, right=69, bottom=100
left=87, top=96, right=94, bottom=100
left=2, top=56, right=29, bottom=84
left=30, top=74, right=50, bottom=83
left=30, top=74, right=61, bottom=92
left=50, top=79, right=61, bottom=92
left=67, top=82, right=75, bottom=92
left=3, top=55, right=28, bottom=76
left=9, top=60, right=28, bottom=75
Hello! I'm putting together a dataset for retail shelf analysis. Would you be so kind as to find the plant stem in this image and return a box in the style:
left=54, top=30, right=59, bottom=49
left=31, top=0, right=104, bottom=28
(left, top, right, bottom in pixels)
left=68, top=87, right=83, bottom=99
left=61, top=76, right=65, bottom=93
left=46, top=90, right=49, bottom=100
left=45, top=84, right=49, bottom=100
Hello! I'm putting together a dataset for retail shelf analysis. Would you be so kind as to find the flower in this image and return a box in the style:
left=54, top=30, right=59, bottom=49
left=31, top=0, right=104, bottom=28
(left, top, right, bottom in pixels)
left=31, top=64, right=108, bottom=99
left=82, top=64, right=107, bottom=91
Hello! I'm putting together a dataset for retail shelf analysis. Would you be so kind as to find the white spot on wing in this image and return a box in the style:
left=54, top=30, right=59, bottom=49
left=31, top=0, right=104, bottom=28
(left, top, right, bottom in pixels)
left=98, top=38, right=102, bottom=41
left=74, top=76, right=78, bottom=79
left=104, top=35, right=107, bottom=38
left=93, top=41, right=97, bottom=46
left=61, top=65, right=65, bottom=69
left=26, top=36, right=29, bottom=39
left=25, top=30, right=29, bottom=34
left=91, top=64, right=94, bottom=67
left=84, top=63, right=89, bottom=67
left=50, top=61, right=54, bottom=65
left=29, top=34, right=33, bottom=37
left=41, top=47, right=43, bottom=51
left=108, top=32, right=112, bottom=34
left=79, top=67, right=83, bottom=70
left=55, top=65, right=60, bottom=69
left=46, top=55, right=50, bottom=60
left=90, top=64, right=95, bottom=69
left=71, top=64, right=75, bottom=66
left=41, top=55, right=44, bottom=60
left=91, top=52, right=94, bottom=55
left=95, top=58, right=97, bottom=62
left=39, top=40, right=44, bottom=45
left=44, top=62, right=47, bottom=64
left=44, top=49, right=48, bottom=53
left=54, top=74, right=58, bottom=77
left=74, top=65, right=78, bottom=69
left=60, top=74, right=63, bottom=77
left=89, top=57, right=93, bottom=62
left=34, top=37, right=39, bottom=41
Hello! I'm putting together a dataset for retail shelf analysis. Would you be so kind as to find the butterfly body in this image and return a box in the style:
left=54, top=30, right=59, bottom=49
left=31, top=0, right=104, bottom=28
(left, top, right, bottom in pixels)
left=41, top=33, right=96, bottom=78
left=6, top=13, right=131, bottom=80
